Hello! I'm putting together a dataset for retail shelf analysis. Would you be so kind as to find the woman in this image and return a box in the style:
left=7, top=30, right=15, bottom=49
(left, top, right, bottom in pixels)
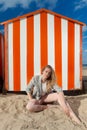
left=26, top=65, right=81, bottom=124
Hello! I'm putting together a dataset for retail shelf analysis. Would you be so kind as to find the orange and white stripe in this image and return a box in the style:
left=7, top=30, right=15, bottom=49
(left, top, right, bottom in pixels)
left=0, top=34, right=2, bottom=77
left=2, top=9, right=85, bottom=91
left=0, top=34, right=4, bottom=78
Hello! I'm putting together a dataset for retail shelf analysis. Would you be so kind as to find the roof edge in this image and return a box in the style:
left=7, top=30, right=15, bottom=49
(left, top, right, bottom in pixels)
left=0, top=8, right=86, bottom=26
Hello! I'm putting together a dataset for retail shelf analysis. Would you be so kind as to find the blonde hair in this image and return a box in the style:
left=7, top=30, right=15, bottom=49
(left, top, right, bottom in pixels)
left=41, top=65, right=57, bottom=92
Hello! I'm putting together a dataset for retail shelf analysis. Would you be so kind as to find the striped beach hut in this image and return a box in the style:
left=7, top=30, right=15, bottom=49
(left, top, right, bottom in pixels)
left=0, top=8, right=85, bottom=91
left=0, top=33, right=4, bottom=79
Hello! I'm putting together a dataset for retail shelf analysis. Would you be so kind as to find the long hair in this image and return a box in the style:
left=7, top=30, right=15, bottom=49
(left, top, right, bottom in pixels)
left=41, top=65, right=57, bottom=92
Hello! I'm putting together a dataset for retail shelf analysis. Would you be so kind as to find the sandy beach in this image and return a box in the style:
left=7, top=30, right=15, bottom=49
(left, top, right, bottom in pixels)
left=0, top=93, right=87, bottom=130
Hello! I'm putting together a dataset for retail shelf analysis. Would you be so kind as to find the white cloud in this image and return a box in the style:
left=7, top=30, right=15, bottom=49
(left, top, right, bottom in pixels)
left=83, top=26, right=87, bottom=32
left=36, top=0, right=58, bottom=10
left=75, top=0, right=87, bottom=10
left=84, top=49, right=87, bottom=52
left=0, top=0, right=58, bottom=11
left=0, top=0, right=33, bottom=11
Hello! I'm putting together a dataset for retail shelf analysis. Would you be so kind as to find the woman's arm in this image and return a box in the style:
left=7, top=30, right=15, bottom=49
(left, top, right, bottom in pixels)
left=27, top=92, right=33, bottom=100
left=26, top=76, right=36, bottom=100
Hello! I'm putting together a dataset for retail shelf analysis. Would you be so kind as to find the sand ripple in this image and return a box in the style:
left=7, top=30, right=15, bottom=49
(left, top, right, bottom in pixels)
left=0, top=94, right=87, bottom=130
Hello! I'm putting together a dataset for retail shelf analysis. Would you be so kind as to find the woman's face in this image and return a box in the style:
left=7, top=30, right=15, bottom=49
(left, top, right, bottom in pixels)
left=42, top=67, right=52, bottom=80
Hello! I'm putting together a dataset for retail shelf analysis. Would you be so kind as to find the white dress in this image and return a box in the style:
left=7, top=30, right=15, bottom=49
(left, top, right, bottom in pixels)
left=41, top=82, right=47, bottom=96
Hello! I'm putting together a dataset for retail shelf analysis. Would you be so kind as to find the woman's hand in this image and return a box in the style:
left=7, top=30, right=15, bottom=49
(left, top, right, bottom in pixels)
left=29, top=99, right=40, bottom=105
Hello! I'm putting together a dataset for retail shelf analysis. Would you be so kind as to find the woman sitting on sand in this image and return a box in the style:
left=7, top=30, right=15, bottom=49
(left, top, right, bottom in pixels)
left=26, top=65, right=81, bottom=124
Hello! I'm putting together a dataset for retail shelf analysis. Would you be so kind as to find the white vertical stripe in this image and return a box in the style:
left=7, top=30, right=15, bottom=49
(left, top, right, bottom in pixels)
left=34, top=14, right=40, bottom=75
left=74, top=24, right=80, bottom=89
left=20, top=18, right=27, bottom=91
left=61, top=19, right=68, bottom=90
left=8, top=23, right=13, bottom=90
left=47, top=14, right=55, bottom=69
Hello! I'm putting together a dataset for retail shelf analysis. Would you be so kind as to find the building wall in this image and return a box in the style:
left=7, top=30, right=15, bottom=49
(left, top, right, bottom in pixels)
left=4, top=12, right=82, bottom=91
left=0, top=34, right=4, bottom=79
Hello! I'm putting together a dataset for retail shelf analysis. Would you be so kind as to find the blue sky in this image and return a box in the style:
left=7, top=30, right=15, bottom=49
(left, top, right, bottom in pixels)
left=0, top=0, right=87, bottom=65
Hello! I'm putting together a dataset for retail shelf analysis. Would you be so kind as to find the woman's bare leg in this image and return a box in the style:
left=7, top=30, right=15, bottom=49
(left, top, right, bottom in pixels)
left=65, top=102, right=81, bottom=124
left=43, top=92, right=81, bottom=124
left=26, top=99, right=47, bottom=112
left=57, top=92, right=81, bottom=124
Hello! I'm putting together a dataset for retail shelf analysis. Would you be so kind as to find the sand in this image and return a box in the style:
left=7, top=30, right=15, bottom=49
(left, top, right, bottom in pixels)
left=0, top=93, right=87, bottom=130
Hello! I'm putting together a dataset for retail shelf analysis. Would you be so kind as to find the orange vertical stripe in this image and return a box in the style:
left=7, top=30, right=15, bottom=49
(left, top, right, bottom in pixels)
left=13, top=21, right=20, bottom=91
left=68, top=21, right=74, bottom=90
left=27, top=16, right=34, bottom=83
left=1, top=35, right=4, bottom=80
left=0, top=34, right=2, bottom=77
left=80, top=26, right=82, bottom=87
left=4, top=24, right=8, bottom=91
left=40, top=12, right=48, bottom=70
left=54, top=16, right=62, bottom=87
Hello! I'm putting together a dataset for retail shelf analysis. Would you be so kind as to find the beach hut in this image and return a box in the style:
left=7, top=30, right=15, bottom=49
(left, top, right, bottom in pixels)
left=0, top=33, right=4, bottom=92
left=0, top=8, right=85, bottom=92
left=0, top=33, right=4, bottom=78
